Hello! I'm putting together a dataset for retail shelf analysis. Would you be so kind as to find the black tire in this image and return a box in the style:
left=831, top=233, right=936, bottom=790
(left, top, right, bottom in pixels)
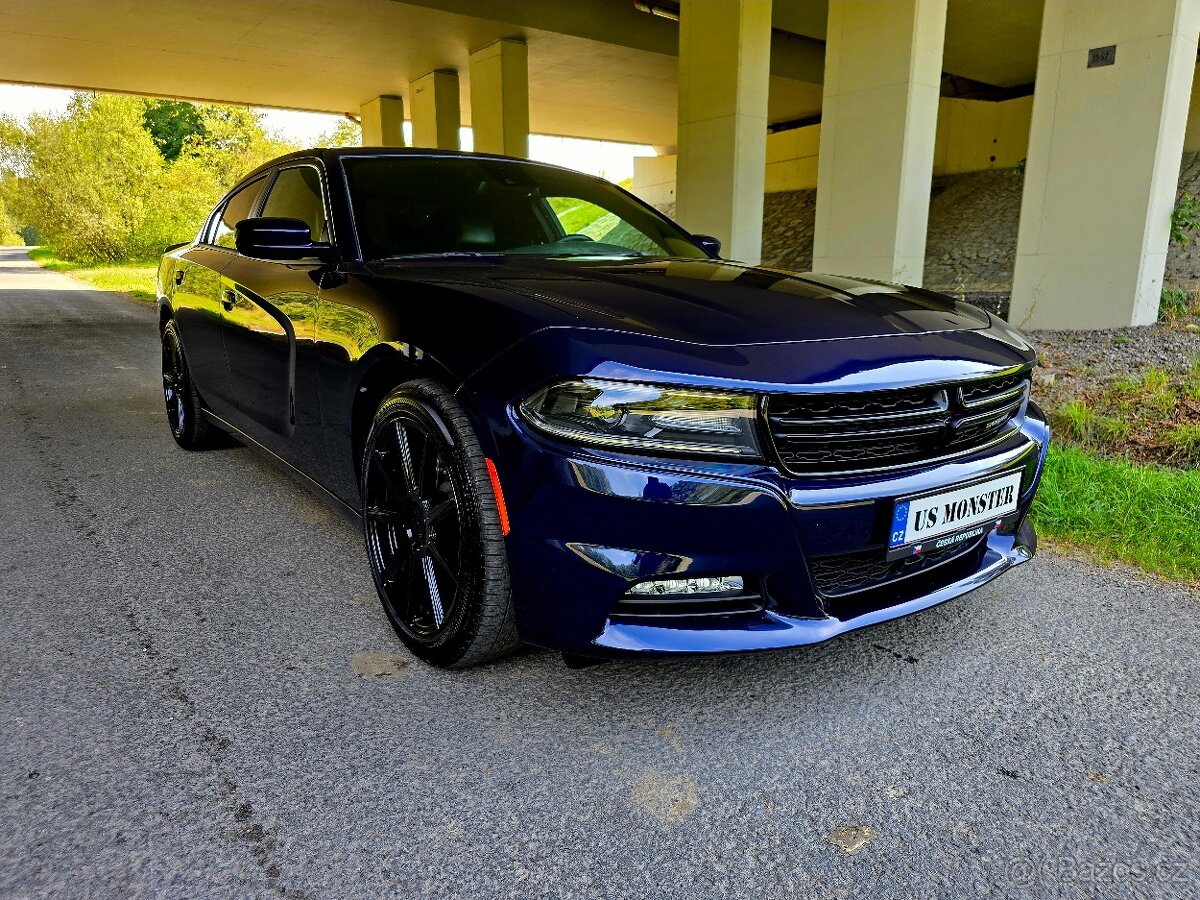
left=361, top=380, right=519, bottom=668
left=161, top=319, right=214, bottom=450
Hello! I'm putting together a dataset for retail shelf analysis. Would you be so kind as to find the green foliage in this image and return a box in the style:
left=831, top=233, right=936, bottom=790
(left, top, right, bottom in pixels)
left=0, top=194, right=21, bottom=246
left=142, top=100, right=205, bottom=162
left=1159, top=287, right=1195, bottom=321
left=0, top=92, right=296, bottom=263
left=1031, top=445, right=1200, bottom=582
left=1163, top=423, right=1200, bottom=467
left=1184, top=358, right=1200, bottom=401
left=1050, top=398, right=1095, bottom=443
left=1170, top=192, right=1200, bottom=246
left=317, top=118, right=362, bottom=148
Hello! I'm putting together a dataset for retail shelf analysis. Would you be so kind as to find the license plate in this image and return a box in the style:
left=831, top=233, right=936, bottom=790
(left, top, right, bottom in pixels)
left=887, top=471, right=1023, bottom=560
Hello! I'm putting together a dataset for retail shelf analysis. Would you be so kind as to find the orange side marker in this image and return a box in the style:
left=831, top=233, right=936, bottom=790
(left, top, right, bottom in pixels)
left=485, top=458, right=511, bottom=536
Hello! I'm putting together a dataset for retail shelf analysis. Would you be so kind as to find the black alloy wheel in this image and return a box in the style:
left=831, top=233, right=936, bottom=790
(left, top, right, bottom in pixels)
left=362, top=381, right=518, bottom=668
left=161, top=319, right=212, bottom=449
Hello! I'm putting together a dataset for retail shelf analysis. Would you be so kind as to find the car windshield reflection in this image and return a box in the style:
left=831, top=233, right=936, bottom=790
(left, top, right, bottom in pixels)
left=344, top=155, right=706, bottom=263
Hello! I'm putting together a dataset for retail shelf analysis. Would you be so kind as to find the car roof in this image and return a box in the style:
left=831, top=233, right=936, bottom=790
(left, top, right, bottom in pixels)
left=239, top=147, right=583, bottom=184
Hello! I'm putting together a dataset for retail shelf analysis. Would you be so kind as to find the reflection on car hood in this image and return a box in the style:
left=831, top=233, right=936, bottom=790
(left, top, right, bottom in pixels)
left=371, top=256, right=990, bottom=346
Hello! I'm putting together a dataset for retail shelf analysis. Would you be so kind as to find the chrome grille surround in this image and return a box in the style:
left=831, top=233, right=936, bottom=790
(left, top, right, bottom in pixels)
left=767, top=370, right=1031, bottom=476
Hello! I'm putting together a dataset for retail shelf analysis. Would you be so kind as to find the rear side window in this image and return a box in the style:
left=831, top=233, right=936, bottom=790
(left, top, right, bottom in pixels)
left=261, top=166, right=328, bottom=242
left=211, top=176, right=267, bottom=248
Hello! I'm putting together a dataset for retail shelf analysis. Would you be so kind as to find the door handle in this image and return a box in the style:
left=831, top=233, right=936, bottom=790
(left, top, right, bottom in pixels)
left=222, top=289, right=236, bottom=311
left=174, top=269, right=185, bottom=285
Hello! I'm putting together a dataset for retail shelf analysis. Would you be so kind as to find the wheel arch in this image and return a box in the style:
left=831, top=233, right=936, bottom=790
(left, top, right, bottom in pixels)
left=349, top=344, right=462, bottom=485
left=157, top=299, right=174, bottom=336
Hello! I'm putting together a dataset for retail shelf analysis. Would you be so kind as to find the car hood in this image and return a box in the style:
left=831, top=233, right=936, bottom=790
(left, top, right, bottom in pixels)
left=369, top=256, right=991, bottom=346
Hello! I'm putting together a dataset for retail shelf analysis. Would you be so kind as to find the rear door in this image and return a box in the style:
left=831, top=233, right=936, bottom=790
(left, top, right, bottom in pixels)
left=218, top=162, right=330, bottom=467
left=172, top=175, right=268, bottom=411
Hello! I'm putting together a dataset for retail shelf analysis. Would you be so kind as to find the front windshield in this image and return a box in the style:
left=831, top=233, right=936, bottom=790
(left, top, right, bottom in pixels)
left=342, top=156, right=708, bottom=261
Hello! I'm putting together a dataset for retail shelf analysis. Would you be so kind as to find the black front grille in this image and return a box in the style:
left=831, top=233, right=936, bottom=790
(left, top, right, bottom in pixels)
left=809, top=534, right=985, bottom=597
left=768, top=371, right=1029, bottom=475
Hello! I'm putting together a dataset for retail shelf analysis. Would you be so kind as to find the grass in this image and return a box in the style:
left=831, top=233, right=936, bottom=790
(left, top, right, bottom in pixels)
left=28, top=247, right=157, bottom=304
left=1030, top=445, right=1200, bottom=584
left=1047, top=363, right=1200, bottom=467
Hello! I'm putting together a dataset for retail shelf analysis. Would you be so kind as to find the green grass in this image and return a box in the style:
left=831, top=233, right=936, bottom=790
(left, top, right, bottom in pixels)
left=1031, top=444, right=1200, bottom=583
left=29, top=247, right=157, bottom=304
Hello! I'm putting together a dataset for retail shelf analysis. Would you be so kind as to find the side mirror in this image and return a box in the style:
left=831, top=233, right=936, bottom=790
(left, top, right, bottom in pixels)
left=693, top=234, right=722, bottom=258
left=235, top=217, right=332, bottom=261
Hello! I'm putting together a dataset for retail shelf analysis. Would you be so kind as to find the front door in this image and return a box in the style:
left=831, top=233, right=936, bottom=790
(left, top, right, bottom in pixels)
left=218, top=164, right=330, bottom=469
left=173, top=175, right=268, bottom=413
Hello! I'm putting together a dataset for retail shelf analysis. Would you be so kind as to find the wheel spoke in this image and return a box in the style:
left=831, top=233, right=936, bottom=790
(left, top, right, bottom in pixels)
left=381, top=553, right=406, bottom=585
left=413, top=429, right=432, bottom=498
left=426, top=499, right=455, bottom=525
left=394, top=421, right=417, bottom=484
left=370, top=450, right=409, bottom=500
left=427, top=542, right=459, bottom=586
left=421, top=554, right=445, bottom=627
left=365, top=505, right=407, bottom=522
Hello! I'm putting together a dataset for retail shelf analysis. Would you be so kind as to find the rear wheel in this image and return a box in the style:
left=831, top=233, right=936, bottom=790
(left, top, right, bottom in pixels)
left=161, top=319, right=213, bottom=449
left=361, top=381, right=518, bottom=668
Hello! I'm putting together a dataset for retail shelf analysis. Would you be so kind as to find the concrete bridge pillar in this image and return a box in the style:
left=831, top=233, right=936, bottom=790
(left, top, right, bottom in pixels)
left=360, top=95, right=406, bottom=147
left=675, top=0, right=772, bottom=264
left=1010, top=0, right=1200, bottom=328
left=410, top=70, right=461, bottom=150
left=812, top=0, right=947, bottom=286
left=469, top=39, right=529, bottom=157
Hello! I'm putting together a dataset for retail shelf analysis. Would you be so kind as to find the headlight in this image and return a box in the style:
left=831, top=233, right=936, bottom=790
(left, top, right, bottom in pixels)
left=518, top=378, right=762, bottom=458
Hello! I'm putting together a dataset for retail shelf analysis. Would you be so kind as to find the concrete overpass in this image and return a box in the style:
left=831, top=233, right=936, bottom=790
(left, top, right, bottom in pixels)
left=4, top=0, right=1199, bottom=328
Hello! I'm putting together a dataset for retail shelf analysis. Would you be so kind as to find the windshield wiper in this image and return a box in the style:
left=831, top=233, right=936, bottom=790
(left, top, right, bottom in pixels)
left=372, top=252, right=504, bottom=261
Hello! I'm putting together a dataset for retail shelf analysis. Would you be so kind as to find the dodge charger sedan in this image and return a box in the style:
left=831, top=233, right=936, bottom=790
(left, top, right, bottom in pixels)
left=158, top=148, right=1049, bottom=668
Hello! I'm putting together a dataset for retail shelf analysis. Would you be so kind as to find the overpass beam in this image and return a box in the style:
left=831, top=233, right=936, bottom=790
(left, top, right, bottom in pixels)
left=812, top=0, right=947, bottom=285
left=469, top=39, right=529, bottom=157
left=675, top=0, right=772, bottom=264
left=360, top=95, right=406, bottom=147
left=411, top=70, right=461, bottom=150
left=1010, top=0, right=1200, bottom=329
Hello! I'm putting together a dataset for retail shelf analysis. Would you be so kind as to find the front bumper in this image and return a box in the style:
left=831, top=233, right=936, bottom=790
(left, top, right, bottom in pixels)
left=489, top=398, right=1049, bottom=658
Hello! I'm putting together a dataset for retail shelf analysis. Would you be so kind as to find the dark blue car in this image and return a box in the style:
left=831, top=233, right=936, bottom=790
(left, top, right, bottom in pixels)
left=158, top=149, right=1049, bottom=668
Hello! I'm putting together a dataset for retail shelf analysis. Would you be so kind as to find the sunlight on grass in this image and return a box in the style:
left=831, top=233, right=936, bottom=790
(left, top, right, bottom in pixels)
left=29, top=247, right=157, bottom=304
left=1031, top=445, right=1200, bottom=583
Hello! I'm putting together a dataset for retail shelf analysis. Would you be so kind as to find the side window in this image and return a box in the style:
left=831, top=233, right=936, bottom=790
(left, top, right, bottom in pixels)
left=211, top=176, right=267, bottom=248
left=260, top=166, right=328, bottom=242
left=544, top=196, right=661, bottom=256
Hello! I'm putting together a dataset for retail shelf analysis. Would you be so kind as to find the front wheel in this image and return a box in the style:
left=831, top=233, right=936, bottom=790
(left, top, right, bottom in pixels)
left=361, top=380, right=518, bottom=668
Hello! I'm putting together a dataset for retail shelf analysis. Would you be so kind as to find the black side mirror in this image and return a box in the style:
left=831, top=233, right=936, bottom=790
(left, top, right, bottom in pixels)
left=235, top=217, right=332, bottom=261
left=693, top=234, right=722, bottom=258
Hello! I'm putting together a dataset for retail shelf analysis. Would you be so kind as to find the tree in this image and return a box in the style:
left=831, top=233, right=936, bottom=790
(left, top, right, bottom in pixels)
left=142, top=99, right=205, bottom=162
left=0, top=195, right=21, bottom=246
left=318, top=117, right=362, bottom=148
left=1, top=93, right=166, bottom=260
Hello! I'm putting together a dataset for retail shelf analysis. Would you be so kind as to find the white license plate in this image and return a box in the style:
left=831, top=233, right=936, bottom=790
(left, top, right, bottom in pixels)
left=888, top=471, right=1023, bottom=558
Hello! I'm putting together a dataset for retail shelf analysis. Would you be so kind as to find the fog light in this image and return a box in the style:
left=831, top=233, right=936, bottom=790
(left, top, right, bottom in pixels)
left=628, top=576, right=743, bottom=596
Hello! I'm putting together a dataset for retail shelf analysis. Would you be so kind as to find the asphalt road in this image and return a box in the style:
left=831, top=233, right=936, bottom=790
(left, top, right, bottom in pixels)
left=1, top=246, right=1197, bottom=899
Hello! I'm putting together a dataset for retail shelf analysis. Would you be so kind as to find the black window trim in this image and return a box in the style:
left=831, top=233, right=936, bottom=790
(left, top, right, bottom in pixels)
left=254, top=159, right=337, bottom=259
left=199, top=172, right=271, bottom=251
